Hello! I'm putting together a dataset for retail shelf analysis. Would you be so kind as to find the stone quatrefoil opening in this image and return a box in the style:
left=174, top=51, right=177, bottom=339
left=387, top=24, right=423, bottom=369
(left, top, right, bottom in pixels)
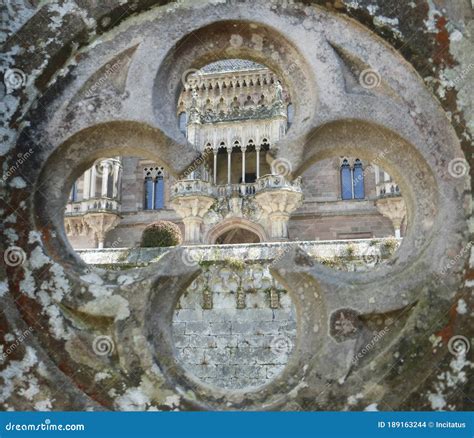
left=2, top=1, right=470, bottom=411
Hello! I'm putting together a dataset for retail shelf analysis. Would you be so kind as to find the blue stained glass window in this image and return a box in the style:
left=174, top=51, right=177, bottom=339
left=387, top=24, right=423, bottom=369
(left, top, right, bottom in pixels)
left=353, top=159, right=365, bottom=199
left=178, top=112, right=187, bottom=134
left=70, top=182, right=78, bottom=202
left=144, top=177, right=154, bottom=210
left=341, top=160, right=352, bottom=200
left=154, top=176, right=164, bottom=209
left=287, top=103, right=294, bottom=127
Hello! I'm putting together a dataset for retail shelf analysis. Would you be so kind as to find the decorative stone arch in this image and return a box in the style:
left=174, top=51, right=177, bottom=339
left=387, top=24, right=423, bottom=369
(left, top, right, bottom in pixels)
left=206, top=218, right=268, bottom=244
left=34, top=120, right=192, bottom=267
left=2, top=0, right=471, bottom=413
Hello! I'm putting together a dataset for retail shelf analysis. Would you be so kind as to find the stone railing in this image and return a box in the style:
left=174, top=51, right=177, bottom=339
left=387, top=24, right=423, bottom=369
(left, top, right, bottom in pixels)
left=377, top=181, right=401, bottom=198
left=215, top=182, right=257, bottom=197
left=77, top=238, right=402, bottom=271
left=255, top=174, right=302, bottom=193
left=65, top=197, right=121, bottom=216
left=171, top=179, right=215, bottom=199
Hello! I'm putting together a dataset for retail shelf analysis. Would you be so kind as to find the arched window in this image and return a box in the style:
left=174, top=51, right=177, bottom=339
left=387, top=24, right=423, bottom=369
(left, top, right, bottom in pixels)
left=178, top=112, right=187, bottom=134
left=340, top=158, right=365, bottom=200
left=340, top=159, right=352, bottom=200
left=353, top=159, right=365, bottom=199
left=144, top=176, right=154, bottom=210
left=70, top=182, right=78, bottom=202
left=154, top=174, right=164, bottom=209
left=287, top=103, right=294, bottom=127
left=144, top=167, right=165, bottom=210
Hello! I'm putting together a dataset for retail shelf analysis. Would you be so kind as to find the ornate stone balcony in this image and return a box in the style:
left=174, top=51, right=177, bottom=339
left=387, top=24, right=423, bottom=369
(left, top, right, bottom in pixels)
left=171, top=179, right=216, bottom=198
left=171, top=180, right=216, bottom=244
left=65, top=197, right=121, bottom=216
left=255, top=174, right=302, bottom=193
left=215, top=182, right=257, bottom=197
left=254, top=175, right=303, bottom=240
left=170, top=175, right=304, bottom=243
left=65, top=197, right=121, bottom=248
left=376, top=181, right=401, bottom=198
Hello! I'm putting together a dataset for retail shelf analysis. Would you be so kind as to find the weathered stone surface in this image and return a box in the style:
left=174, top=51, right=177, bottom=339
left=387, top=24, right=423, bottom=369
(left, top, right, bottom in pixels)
left=0, top=0, right=472, bottom=411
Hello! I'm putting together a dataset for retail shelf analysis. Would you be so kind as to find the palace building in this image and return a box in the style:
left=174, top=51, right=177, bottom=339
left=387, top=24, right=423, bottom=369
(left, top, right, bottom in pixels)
left=65, top=59, right=406, bottom=249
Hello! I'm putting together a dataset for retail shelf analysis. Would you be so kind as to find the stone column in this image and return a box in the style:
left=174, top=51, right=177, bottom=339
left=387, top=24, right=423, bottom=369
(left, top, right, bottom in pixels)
left=83, top=169, right=91, bottom=200
left=241, top=145, right=247, bottom=195
left=112, top=158, right=122, bottom=198
left=83, top=212, right=120, bottom=249
left=213, top=149, right=218, bottom=185
left=227, top=146, right=232, bottom=185
left=170, top=180, right=215, bottom=244
left=241, top=146, right=246, bottom=183
left=101, top=161, right=110, bottom=197
left=255, top=145, right=261, bottom=179
left=90, top=166, right=97, bottom=198
left=375, top=196, right=407, bottom=238
left=254, top=176, right=303, bottom=240
left=171, top=195, right=215, bottom=244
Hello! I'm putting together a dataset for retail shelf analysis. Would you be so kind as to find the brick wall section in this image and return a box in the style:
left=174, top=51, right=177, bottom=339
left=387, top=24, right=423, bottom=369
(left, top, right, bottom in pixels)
left=172, top=265, right=297, bottom=389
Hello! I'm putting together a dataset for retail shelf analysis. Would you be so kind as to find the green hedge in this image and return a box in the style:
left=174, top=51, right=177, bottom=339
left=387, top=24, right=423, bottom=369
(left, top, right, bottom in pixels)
left=140, top=221, right=182, bottom=248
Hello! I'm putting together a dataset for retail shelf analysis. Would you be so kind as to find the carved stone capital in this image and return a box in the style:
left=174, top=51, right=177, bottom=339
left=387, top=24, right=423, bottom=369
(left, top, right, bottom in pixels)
left=83, top=212, right=121, bottom=248
left=254, top=185, right=303, bottom=240
left=171, top=195, right=215, bottom=244
left=375, top=196, right=407, bottom=237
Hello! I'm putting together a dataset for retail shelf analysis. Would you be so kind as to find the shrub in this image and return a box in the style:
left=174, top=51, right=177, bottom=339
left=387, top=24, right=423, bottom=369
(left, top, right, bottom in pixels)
left=381, top=237, right=399, bottom=257
left=140, top=221, right=182, bottom=248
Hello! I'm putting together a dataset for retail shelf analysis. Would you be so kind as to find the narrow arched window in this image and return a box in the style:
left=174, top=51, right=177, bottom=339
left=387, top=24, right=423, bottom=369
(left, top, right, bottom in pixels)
left=154, top=174, right=164, bottom=209
left=144, top=176, right=154, bottom=210
left=178, top=112, right=187, bottom=134
left=106, top=171, right=114, bottom=198
left=287, top=103, right=294, bottom=127
left=340, top=159, right=352, bottom=200
left=353, top=159, right=365, bottom=199
left=70, top=182, right=78, bottom=202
